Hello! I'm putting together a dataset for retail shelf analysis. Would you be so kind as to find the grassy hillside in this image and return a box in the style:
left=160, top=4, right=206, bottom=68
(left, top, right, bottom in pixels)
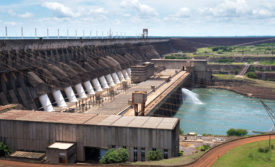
left=212, top=139, right=275, bottom=167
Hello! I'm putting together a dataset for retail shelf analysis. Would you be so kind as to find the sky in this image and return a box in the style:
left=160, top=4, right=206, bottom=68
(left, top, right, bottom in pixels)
left=0, top=0, right=275, bottom=37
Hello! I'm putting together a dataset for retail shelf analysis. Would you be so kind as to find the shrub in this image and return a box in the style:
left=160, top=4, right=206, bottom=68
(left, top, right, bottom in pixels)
left=214, top=58, right=234, bottom=63
left=226, top=128, right=248, bottom=136
left=0, top=142, right=11, bottom=156
left=197, top=144, right=211, bottom=151
left=99, top=148, right=128, bottom=164
left=258, top=147, right=270, bottom=153
left=179, top=128, right=184, bottom=135
left=246, top=72, right=257, bottom=79
left=146, top=149, right=162, bottom=161
left=249, top=66, right=255, bottom=72
left=178, top=150, right=184, bottom=156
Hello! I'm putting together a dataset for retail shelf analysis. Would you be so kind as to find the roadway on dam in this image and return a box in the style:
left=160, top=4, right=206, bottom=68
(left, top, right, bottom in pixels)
left=85, top=69, right=188, bottom=115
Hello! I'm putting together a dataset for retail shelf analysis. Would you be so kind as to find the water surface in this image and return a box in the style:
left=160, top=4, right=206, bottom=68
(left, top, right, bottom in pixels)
left=174, top=88, right=275, bottom=135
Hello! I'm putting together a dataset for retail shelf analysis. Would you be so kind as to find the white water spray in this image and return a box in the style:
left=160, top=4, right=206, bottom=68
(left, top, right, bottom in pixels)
left=181, top=88, right=203, bottom=104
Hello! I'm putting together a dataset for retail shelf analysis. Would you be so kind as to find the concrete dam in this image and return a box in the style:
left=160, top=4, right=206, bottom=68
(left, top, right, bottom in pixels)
left=0, top=37, right=275, bottom=163
left=0, top=38, right=174, bottom=111
left=1, top=37, right=273, bottom=111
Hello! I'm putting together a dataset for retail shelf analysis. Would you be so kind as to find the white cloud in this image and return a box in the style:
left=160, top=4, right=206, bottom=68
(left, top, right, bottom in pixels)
left=163, top=7, right=190, bottom=21
left=88, top=8, right=108, bottom=15
left=252, top=9, right=273, bottom=17
left=175, top=8, right=190, bottom=18
left=42, top=2, right=79, bottom=18
left=18, top=12, right=33, bottom=18
left=8, top=10, right=33, bottom=18
left=201, top=0, right=249, bottom=17
left=121, top=0, right=158, bottom=17
left=5, top=21, right=17, bottom=26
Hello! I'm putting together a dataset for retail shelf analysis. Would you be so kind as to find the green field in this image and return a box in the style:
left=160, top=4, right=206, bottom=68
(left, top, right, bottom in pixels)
left=213, top=74, right=275, bottom=89
left=164, top=42, right=275, bottom=60
left=196, top=42, right=275, bottom=56
left=212, top=139, right=275, bottom=167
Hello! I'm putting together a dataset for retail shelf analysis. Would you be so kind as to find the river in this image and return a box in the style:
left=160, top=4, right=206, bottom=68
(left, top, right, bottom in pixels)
left=174, top=88, right=275, bottom=135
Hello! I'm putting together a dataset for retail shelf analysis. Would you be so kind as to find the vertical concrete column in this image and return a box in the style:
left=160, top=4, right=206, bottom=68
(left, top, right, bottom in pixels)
left=122, top=69, right=130, bottom=80
left=39, top=94, right=54, bottom=112
left=105, top=74, right=115, bottom=87
left=92, top=78, right=103, bottom=92
left=83, top=81, right=95, bottom=95
left=64, top=86, right=78, bottom=102
left=99, top=76, right=110, bottom=89
left=75, top=83, right=87, bottom=99
left=117, top=71, right=125, bottom=81
left=52, top=90, right=67, bottom=107
left=112, top=72, right=120, bottom=84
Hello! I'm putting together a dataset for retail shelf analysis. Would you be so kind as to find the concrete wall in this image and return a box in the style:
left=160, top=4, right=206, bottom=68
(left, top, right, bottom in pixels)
left=151, top=59, right=212, bottom=85
left=0, top=120, right=179, bottom=162
left=151, top=59, right=188, bottom=69
left=0, top=38, right=170, bottom=51
left=46, top=144, right=76, bottom=164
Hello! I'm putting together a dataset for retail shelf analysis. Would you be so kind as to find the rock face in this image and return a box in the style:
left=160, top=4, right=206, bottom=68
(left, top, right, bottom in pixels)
left=0, top=39, right=170, bottom=109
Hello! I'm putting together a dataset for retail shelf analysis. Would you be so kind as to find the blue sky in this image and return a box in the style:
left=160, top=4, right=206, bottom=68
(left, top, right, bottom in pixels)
left=0, top=0, right=275, bottom=37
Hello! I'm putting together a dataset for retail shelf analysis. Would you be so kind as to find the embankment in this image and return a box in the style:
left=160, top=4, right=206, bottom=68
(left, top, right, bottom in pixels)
left=210, top=76, right=275, bottom=100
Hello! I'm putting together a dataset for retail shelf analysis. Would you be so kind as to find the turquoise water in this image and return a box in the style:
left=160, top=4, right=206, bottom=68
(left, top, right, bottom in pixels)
left=174, top=88, right=275, bottom=135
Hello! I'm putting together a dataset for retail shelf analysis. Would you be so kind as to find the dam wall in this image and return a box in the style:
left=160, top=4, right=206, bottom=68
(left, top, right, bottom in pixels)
left=1, top=37, right=274, bottom=110
left=151, top=59, right=212, bottom=86
left=0, top=39, right=172, bottom=110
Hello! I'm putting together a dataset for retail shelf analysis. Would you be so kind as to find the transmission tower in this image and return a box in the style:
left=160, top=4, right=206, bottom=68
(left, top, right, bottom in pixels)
left=260, top=100, right=275, bottom=131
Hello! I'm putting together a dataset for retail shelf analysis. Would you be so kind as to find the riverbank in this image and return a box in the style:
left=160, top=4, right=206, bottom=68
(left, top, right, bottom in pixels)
left=209, top=74, right=275, bottom=100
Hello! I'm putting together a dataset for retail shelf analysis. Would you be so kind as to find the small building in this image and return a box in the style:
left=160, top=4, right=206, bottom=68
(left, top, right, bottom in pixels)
left=0, top=110, right=179, bottom=162
left=46, top=142, right=76, bottom=164
left=131, top=62, right=155, bottom=83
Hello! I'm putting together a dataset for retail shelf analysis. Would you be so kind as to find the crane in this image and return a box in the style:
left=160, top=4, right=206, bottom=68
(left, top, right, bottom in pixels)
left=260, top=100, right=275, bottom=131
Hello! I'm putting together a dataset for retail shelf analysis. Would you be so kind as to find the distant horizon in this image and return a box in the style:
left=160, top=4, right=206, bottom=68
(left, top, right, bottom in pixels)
left=0, top=35, right=275, bottom=40
left=0, top=0, right=275, bottom=37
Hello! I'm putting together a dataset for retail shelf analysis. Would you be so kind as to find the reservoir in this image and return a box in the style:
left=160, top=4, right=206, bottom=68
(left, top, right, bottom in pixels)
left=174, top=88, right=275, bottom=135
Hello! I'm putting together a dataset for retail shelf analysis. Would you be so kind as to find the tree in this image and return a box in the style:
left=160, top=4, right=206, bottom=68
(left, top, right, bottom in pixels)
left=226, top=128, right=248, bottom=136
left=99, top=148, right=128, bottom=164
left=0, top=142, right=11, bottom=156
left=179, top=128, right=184, bottom=135
left=146, top=149, right=162, bottom=161
left=246, top=72, right=257, bottom=79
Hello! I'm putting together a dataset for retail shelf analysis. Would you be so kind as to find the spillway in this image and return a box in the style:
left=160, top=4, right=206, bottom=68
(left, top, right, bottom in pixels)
left=117, top=71, right=126, bottom=82
left=112, top=73, right=121, bottom=84
left=106, top=74, right=115, bottom=87
left=122, top=70, right=130, bottom=80
left=39, top=94, right=54, bottom=112
left=127, top=68, right=131, bottom=76
left=99, top=76, right=110, bottom=89
left=64, top=86, right=78, bottom=102
left=0, top=38, right=173, bottom=110
left=52, top=90, right=67, bottom=107
left=92, top=78, right=103, bottom=92
left=75, top=83, right=87, bottom=99
left=83, top=81, right=95, bottom=95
